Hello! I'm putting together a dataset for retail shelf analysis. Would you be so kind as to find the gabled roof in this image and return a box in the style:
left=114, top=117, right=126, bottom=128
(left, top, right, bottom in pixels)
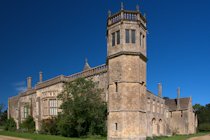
left=165, top=98, right=190, bottom=111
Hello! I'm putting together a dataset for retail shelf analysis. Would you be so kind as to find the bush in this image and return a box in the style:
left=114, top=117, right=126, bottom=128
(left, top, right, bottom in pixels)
left=4, top=118, right=16, bottom=131
left=20, top=116, right=35, bottom=133
left=0, top=110, right=7, bottom=126
left=40, top=117, right=58, bottom=135
left=198, top=123, right=210, bottom=131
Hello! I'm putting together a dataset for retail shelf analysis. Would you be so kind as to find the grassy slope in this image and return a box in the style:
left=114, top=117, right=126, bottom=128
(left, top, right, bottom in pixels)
left=0, top=131, right=106, bottom=140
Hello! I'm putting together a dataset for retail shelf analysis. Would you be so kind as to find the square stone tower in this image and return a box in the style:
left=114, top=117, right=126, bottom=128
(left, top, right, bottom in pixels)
left=107, top=3, right=148, bottom=140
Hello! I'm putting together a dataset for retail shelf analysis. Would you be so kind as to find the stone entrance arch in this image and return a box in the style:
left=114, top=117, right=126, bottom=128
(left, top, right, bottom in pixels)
left=159, top=119, right=164, bottom=135
left=152, top=118, right=158, bottom=136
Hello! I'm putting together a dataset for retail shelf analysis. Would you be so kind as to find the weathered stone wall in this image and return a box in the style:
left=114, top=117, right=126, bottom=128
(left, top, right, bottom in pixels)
left=88, top=72, right=108, bottom=101
left=8, top=96, right=20, bottom=128
left=146, top=91, right=168, bottom=137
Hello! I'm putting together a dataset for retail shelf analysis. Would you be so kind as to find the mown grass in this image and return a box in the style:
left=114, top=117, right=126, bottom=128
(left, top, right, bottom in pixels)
left=0, top=131, right=106, bottom=140
left=0, top=131, right=209, bottom=140
left=148, top=132, right=210, bottom=140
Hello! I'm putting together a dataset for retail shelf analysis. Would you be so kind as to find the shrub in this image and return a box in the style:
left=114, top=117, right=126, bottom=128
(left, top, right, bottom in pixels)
left=40, top=117, right=58, bottom=135
left=20, top=116, right=35, bottom=133
left=198, top=123, right=210, bottom=131
left=4, top=118, right=16, bottom=131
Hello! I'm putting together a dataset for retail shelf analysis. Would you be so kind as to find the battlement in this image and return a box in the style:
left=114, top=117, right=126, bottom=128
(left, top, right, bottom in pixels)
left=34, top=64, right=107, bottom=90
left=67, top=64, right=107, bottom=81
left=107, top=4, right=146, bottom=28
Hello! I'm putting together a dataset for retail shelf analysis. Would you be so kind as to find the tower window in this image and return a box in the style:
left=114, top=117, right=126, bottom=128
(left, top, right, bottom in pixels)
left=112, top=32, right=115, bottom=46
left=115, top=82, right=118, bottom=92
left=140, top=32, right=142, bottom=46
left=115, top=123, right=118, bottom=130
left=125, top=29, right=130, bottom=43
left=143, top=35, right=145, bottom=48
left=131, top=30, right=136, bottom=43
left=117, top=30, right=120, bottom=45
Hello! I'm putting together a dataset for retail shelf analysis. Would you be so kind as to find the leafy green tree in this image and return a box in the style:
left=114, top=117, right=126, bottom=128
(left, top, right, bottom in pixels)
left=57, top=78, right=107, bottom=137
left=0, top=104, right=5, bottom=116
left=193, top=104, right=203, bottom=114
left=193, top=103, right=210, bottom=131
left=0, top=110, right=8, bottom=126
left=20, top=116, right=35, bottom=133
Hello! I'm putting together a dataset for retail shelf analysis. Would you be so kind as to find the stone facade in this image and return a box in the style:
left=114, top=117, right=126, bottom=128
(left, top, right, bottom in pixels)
left=8, top=4, right=197, bottom=139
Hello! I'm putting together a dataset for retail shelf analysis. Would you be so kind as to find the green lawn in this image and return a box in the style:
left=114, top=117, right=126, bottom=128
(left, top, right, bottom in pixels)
left=0, top=131, right=209, bottom=140
left=0, top=131, right=106, bottom=140
left=151, top=132, right=210, bottom=140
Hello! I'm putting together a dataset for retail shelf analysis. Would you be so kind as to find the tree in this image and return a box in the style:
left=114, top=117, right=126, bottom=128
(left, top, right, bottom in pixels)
left=193, top=103, right=210, bottom=132
left=193, top=104, right=203, bottom=114
left=57, top=78, right=107, bottom=137
left=0, top=104, right=5, bottom=116
left=163, top=97, right=170, bottom=100
left=0, top=104, right=7, bottom=126
left=0, top=110, right=7, bottom=126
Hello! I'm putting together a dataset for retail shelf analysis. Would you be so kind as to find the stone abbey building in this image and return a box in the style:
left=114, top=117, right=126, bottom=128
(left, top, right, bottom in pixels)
left=8, top=4, right=197, bottom=140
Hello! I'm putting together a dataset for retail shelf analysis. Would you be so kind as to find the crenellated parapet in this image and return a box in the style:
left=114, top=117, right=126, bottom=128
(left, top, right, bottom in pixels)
left=67, top=64, right=107, bottom=81
left=107, top=8, right=146, bottom=29
left=22, top=64, right=108, bottom=94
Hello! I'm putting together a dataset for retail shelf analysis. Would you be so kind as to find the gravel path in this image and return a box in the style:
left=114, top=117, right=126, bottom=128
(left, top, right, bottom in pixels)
left=188, top=134, right=210, bottom=140
left=0, top=136, right=29, bottom=140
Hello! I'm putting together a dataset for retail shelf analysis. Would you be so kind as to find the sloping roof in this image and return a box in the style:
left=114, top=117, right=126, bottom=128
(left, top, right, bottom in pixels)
left=165, top=98, right=190, bottom=111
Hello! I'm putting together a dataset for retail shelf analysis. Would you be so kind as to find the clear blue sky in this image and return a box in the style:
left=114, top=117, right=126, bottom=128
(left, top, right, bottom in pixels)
left=0, top=0, right=210, bottom=107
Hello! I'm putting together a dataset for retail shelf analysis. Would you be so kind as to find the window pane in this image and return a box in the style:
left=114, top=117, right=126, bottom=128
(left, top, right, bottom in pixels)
left=112, top=32, right=115, bottom=46
left=49, top=99, right=57, bottom=116
left=125, top=29, right=129, bottom=43
left=131, top=30, right=136, bottom=43
left=117, top=30, right=120, bottom=45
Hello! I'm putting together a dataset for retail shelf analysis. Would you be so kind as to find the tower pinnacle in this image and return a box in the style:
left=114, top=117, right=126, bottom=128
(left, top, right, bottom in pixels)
left=136, top=4, right=139, bottom=12
left=83, top=58, right=91, bottom=71
left=121, top=2, right=124, bottom=10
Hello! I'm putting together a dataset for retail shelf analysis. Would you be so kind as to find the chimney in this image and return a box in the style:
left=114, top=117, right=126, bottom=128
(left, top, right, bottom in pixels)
left=39, top=71, right=43, bottom=83
left=27, top=77, right=32, bottom=89
left=177, top=87, right=180, bottom=109
left=158, top=83, right=162, bottom=97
